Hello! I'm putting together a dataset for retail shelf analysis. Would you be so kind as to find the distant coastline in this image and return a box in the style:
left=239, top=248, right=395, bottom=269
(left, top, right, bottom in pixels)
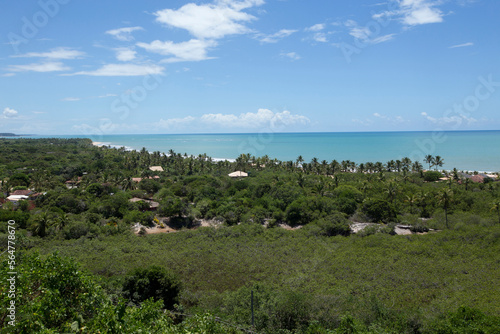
left=0, top=133, right=20, bottom=137
left=14, top=131, right=500, bottom=172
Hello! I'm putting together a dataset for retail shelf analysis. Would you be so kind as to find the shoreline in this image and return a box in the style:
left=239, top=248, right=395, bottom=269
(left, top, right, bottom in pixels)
left=91, top=140, right=237, bottom=163
left=90, top=139, right=498, bottom=174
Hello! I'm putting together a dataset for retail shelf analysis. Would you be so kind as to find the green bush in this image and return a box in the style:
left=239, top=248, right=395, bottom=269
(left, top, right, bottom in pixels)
left=423, top=171, right=442, bottom=182
left=361, top=199, right=396, bottom=223
left=0, top=253, right=106, bottom=332
left=312, top=212, right=351, bottom=237
left=122, top=265, right=182, bottom=310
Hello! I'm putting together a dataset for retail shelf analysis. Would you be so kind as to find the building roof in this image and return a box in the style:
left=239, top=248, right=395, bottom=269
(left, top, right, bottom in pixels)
left=11, top=190, right=32, bottom=196
left=132, top=176, right=161, bottom=183
left=7, top=195, right=29, bottom=201
left=228, top=171, right=248, bottom=178
left=471, top=175, right=485, bottom=183
left=149, top=166, right=164, bottom=172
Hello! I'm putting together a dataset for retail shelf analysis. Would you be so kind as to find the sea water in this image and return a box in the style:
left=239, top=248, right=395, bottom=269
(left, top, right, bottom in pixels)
left=27, top=131, right=500, bottom=172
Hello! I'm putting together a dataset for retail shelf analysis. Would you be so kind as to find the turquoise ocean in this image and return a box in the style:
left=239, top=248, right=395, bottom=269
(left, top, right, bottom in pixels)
left=28, top=131, right=500, bottom=172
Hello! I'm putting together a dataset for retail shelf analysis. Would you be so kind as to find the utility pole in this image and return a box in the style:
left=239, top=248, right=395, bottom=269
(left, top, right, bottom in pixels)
left=251, top=290, right=254, bottom=328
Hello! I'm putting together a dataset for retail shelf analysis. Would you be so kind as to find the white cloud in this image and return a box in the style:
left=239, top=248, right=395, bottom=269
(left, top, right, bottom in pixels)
left=375, top=0, right=444, bottom=26
left=345, top=20, right=394, bottom=44
left=280, top=52, right=301, bottom=61
left=153, top=1, right=263, bottom=40
left=421, top=111, right=477, bottom=125
left=373, top=113, right=405, bottom=123
left=306, top=23, right=325, bottom=32
left=137, top=39, right=217, bottom=63
left=69, top=64, right=164, bottom=76
left=158, top=116, right=196, bottom=129
left=62, top=94, right=117, bottom=102
left=258, top=29, right=297, bottom=43
left=449, top=42, right=474, bottom=49
left=7, top=61, right=70, bottom=72
left=312, top=33, right=328, bottom=43
left=106, top=26, right=144, bottom=41
left=115, top=48, right=137, bottom=61
left=371, top=33, right=396, bottom=44
left=96, top=93, right=118, bottom=98
left=12, top=47, right=85, bottom=59
left=157, top=109, right=310, bottom=130
left=3, top=108, right=18, bottom=118
left=200, top=109, right=309, bottom=128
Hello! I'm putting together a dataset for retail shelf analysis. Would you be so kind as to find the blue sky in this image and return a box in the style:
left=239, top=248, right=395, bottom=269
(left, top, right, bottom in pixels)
left=1, top=0, right=499, bottom=135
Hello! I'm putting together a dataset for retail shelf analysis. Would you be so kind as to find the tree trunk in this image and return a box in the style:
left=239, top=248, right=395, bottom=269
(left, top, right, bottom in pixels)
left=445, top=208, right=448, bottom=229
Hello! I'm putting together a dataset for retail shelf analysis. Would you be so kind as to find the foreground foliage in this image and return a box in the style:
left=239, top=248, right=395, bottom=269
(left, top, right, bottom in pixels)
left=0, top=138, right=499, bottom=333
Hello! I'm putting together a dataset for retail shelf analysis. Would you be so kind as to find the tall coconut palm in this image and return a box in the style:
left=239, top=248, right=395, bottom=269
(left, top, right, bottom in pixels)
left=385, top=182, right=398, bottom=203
left=405, top=194, right=418, bottom=214
left=32, top=212, right=52, bottom=237
left=401, top=157, right=412, bottom=171
left=386, top=160, right=395, bottom=172
left=53, top=213, right=71, bottom=232
left=424, top=155, right=434, bottom=170
left=330, top=160, right=340, bottom=174
left=437, top=188, right=453, bottom=229
left=296, top=155, right=304, bottom=169
left=121, top=176, right=135, bottom=191
left=434, top=156, right=444, bottom=170
left=395, top=160, right=402, bottom=172
left=491, top=201, right=500, bottom=224
left=412, top=161, right=423, bottom=173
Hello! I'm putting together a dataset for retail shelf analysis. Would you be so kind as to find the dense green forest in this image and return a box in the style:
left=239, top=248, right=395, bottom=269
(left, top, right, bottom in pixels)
left=0, top=138, right=499, bottom=333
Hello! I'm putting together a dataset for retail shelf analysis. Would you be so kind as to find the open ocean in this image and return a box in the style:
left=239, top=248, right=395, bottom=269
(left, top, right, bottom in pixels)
left=26, top=131, right=500, bottom=172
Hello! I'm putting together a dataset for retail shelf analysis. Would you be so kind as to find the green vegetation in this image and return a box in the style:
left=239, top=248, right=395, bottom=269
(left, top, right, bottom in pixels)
left=1, top=138, right=499, bottom=333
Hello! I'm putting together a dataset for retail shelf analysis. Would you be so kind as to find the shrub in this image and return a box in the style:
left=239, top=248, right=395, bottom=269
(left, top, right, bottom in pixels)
left=332, top=185, right=364, bottom=203
left=0, top=253, right=106, bottom=332
left=361, top=199, right=396, bottom=223
left=313, top=212, right=351, bottom=237
left=423, top=171, right=442, bottom=182
left=122, top=266, right=182, bottom=310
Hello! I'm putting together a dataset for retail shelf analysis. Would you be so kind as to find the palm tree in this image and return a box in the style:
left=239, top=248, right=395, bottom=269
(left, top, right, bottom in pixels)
left=385, top=182, right=398, bottom=203
left=434, top=156, right=444, bottom=170
left=491, top=201, right=500, bottom=224
left=330, top=160, right=340, bottom=174
left=386, top=160, right=395, bottom=172
left=405, top=194, right=417, bottom=214
left=402, top=157, right=412, bottom=171
left=32, top=212, right=52, bottom=237
left=314, top=182, right=325, bottom=197
left=437, top=188, right=453, bottom=229
left=53, top=213, right=71, bottom=232
left=358, top=163, right=365, bottom=174
left=424, top=155, right=434, bottom=170
left=320, top=160, right=329, bottom=175
left=462, top=177, right=470, bottom=191
left=412, top=161, right=423, bottom=173
left=296, top=155, right=304, bottom=169
left=416, top=191, right=428, bottom=216
left=360, top=181, right=372, bottom=194
left=395, top=160, right=402, bottom=172
left=311, top=157, right=319, bottom=174
left=121, top=176, right=135, bottom=191
left=375, top=162, right=384, bottom=173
